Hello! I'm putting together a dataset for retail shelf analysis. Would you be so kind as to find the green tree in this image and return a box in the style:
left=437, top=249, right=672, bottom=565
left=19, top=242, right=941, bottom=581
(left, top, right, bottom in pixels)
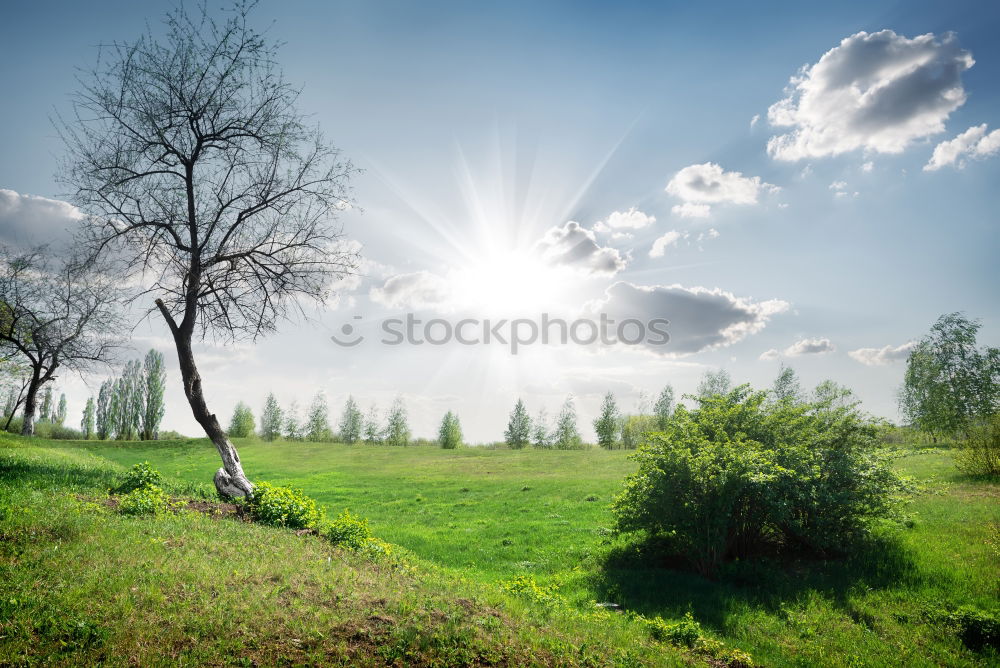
left=504, top=398, right=532, bottom=449
left=39, top=386, right=53, bottom=423
left=697, top=369, right=731, bottom=398
left=653, top=385, right=675, bottom=430
left=306, top=392, right=331, bottom=442
left=55, top=393, right=67, bottom=426
left=384, top=397, right=410, bottom=446
left=228, top=401, right=255, bottom=438
left=438, top=410, right=463, bottom=449
left=96, top=379, right=112, bottom=439
left=260, top=393, right=283, bottom=442
left=142, top=349, right=166, bottom=440
left=772, top=363, right=803, bottom=404
left=81, top=397, right=96, bottom=439
left=532, top=408, right=551, bottom=448
left=363, top=403, right=382, bottom=445
left=900, top=313, right=999, bottom=439
left=554, top=396, right=582, bottom=449
left=594, top=392, right=620, bottom=449
left=338, top=396, right=363, bottom=444
left=283, top=400, right=302, bottom=441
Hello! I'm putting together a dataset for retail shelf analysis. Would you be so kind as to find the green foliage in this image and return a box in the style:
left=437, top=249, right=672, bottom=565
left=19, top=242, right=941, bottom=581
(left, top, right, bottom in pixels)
left=653, top=385, right=674, bottom=430
left=696, top=368, right=731, bottom=398
left=554, top=396, right=582, bottom=449
left=384, top=396, right=410, bottom=446
left=438, top=410, right=463, bottom=449
left=771, top=363, right=803, bottom=403
left=532, top=408, right=550, bottom=448
left=900, top=313, right=999, bottom=438
left=142, top=349, right=166, bottom=440
left=504, top=398, right=532, bottom=448
left=243, top=481, right=323, bottom=529
left=118, top=484, right=168, bottom=515
left=227, top=401, right=256, bottom=438
left=55, top=393, right=67, bottom=426
left=594, top=392, right=620, bottom=449
left=613, top=385, right=908, bottom=575
left=320, top=509, right=373, bottom=549
left=956, top=414, right=1000, bottom=476
left=618, top=414, right=656, bottom=450
left=113, top=461, right=162, bottom=494
left=81, top=397, right=95, bottom=439
left=260, top=392, right=283, bottom=442
left=363, top=402, right=382, bottom=444
left=337, top=395, right=362, bottom=444
left=306, top=391, right=331, bottom=441
left=500, top=575, right=566, bottom=608
left=641, top=611, right=701, bottom=647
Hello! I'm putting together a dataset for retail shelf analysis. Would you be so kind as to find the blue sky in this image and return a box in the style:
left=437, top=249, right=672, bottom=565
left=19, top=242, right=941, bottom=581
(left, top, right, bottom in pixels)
left=1, top=1, right=998, bottom=441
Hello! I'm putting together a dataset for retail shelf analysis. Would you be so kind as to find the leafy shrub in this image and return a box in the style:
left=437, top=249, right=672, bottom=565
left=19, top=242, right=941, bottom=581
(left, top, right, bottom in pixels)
left=119, top=485, right=168, bottom=515
left=499, top=575, right=566, bottom=608
left=613, top=385, right=908, bottom=575
left=942, top=607, right=1000, bottom=652
left=113, top=462, right=162, bottom=494
left=643, top=612, right=702, bottom=647
left=243, top=481, right=323, bottom=529
left=956, top=414, right=1000, bottom=476
left=320, top=509, right=372, bottom=549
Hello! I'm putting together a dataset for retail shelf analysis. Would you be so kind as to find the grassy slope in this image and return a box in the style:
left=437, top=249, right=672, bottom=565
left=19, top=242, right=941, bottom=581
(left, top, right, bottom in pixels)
left=0, top=437, right=683, bottom=667
left=4, top=435, right=999, bottom=666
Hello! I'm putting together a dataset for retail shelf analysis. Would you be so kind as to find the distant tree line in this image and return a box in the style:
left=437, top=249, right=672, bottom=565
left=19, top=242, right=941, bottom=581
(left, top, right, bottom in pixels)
left=94, top=350, right=167, bottom=440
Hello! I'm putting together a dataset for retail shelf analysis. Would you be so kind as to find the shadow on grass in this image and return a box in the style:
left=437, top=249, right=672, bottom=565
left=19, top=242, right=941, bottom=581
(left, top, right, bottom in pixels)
left=590, top=531, right=921, bottom=630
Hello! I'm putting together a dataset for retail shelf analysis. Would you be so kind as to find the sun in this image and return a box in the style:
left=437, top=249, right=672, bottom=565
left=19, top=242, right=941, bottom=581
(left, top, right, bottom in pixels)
left=450, top=249, right=571, bottom=316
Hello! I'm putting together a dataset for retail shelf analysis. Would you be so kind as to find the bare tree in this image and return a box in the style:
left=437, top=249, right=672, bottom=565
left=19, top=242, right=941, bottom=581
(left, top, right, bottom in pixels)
left=59, top=3, right=357, bottom=496
left=0, top=246, right=122, bottom=435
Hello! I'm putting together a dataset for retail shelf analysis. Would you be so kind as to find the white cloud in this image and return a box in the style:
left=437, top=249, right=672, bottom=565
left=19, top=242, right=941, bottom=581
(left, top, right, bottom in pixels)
left=767, top=30, right=974, bottom=161
left=829, top=180, right=848, bottom=191
left=535, top=221, right=626, bottom=276
left=590, top=281, right=789, bottom=355
left=924, top=123, right=1000, bottom=171
left=862, top=161, right=874, bottom=172
left=595, top=207, right=655, bottom=232
left=671, top=203, right=711, bottom=219
left=0, top=189, right=84, bottom=248
left=697, top=228, right=720, bottom=242
left=759, top=348, right=780, bottom=360
left=848, top=341, right=916, bottom=366
left=370, top=271, right=452, bottom=309
left=784, top=337, right=836, bottom=356
left=649, top=230, right=684, bottom=258
left=666, top=162, right=772, bottom=205
left=750, top=113, right=761, bottom=129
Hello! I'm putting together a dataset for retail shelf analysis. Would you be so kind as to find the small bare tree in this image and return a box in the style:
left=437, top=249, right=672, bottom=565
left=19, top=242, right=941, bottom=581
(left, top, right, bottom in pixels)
left=0, top=246, right=122, bottom=435
left=60, top=3, right=356, bottom=496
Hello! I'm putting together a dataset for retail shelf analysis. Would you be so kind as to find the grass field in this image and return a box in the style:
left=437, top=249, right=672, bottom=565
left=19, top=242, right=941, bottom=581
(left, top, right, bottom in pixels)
left=2, top=435, right=998, bottom=666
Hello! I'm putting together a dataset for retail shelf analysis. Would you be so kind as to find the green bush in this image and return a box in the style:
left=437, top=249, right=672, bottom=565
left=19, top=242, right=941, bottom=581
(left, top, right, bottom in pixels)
left=113, top=462, right=162, bottom=494
left=320, top=509, right=373, bottom=549
left=119, top=485, right=168, bottom=515
left=956, top=414, right=1000, bottom=476
left=613, top=385, right=908, bottom=575
left=243, top=481, right=323, bottom=529
left=643, top=612, right=702, bottom=647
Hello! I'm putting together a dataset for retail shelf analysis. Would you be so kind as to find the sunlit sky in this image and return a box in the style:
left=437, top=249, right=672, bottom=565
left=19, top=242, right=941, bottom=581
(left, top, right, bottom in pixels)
left=1, top=1, right=998, bottom=442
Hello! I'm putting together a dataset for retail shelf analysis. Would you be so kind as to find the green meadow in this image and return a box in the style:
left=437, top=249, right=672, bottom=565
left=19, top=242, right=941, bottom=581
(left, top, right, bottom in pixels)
left=2, top=434, right=996, bottom=666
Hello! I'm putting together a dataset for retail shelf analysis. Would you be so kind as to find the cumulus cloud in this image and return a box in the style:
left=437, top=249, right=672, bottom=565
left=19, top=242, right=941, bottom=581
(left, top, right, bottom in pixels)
left=649, top=230, right=685, bottom=258
left=848, top=341, right=916, bottom=366
left=924, top=123, right=1000, bottom=170
left=370, top=271, right=452, bottom=309
left=862, top=161, right=874, bottom=172
left=590, top=281, right=789, bottom=355
left=0, top=189, right=83, bottom=247
left=759, top=348, right=780, bottom=361
left=535, top=221, right=626, bottom=276
left=595, top=207, right=655, bottom=232
left=665, top=163, right=775, bottom=217
left=785, top=337, right=836, bottom=356
left=767, top=30, right=974, bottom=161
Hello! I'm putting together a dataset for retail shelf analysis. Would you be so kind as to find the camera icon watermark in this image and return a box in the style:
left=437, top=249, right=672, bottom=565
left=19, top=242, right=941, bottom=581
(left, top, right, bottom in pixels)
left=331, top=313, right=670, bottom=354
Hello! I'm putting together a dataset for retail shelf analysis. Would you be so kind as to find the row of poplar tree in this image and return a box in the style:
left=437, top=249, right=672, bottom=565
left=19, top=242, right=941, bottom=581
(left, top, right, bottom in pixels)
left=87, top=349, right=167, bottom=440
left=228, top=393, right=413, bottom=446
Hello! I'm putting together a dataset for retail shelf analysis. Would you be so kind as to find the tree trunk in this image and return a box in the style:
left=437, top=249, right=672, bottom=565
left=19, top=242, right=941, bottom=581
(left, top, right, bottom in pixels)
left=169, top=325, right=254, bottom=498
left=20, top=377, right=39, bottom=436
